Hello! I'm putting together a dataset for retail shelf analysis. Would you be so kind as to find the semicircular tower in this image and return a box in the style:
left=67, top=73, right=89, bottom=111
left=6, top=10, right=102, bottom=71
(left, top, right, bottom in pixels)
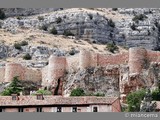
left=128, top=47, right=147, bottom=74
left=4, top=63, right=25, bottom=83
left=47, top=55, right=66, bottom=86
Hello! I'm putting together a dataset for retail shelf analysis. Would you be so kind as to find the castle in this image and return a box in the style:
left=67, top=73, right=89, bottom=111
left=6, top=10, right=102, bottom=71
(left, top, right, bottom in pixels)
left=0, top=47, right=160, bottom=101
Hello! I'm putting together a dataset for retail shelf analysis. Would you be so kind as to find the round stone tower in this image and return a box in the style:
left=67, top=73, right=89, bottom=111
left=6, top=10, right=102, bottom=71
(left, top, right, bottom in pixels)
left=128, top=47, right=147, bottom=74
left=47, top=55, right=66, bottom=86
left=79, top=50, right=91, bottom=70
left=4, top=63, right=25, bottom=83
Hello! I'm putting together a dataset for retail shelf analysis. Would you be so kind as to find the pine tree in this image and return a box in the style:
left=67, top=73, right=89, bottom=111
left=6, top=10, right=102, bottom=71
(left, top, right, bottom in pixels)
left=1, top=76, right=23, bottom=96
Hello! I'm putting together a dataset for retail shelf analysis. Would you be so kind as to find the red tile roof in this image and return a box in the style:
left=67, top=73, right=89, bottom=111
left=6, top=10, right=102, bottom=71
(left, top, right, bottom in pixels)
left=0, top=96, right=118, bottom=106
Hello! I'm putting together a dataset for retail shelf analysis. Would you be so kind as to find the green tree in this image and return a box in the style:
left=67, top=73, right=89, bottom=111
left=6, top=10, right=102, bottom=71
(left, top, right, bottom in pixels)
left=126, top=89, right=146, bottom=112
left=70, top=88, right=85, bottom=96
left=1, top=76, right=23, bottom=96
left=152, top=88, right=160, bottom=101
left=0, top=9, right=6, bottom=20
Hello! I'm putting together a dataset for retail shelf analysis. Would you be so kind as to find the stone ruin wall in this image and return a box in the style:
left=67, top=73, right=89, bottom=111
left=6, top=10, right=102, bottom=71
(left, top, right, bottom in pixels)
left=0, top=67, right=5, bottom=83
left=0, top=63, right=42, bottom=83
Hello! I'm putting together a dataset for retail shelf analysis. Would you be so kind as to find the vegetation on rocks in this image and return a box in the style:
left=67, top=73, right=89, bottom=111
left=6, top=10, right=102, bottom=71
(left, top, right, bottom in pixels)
left=70, top=88, right=85, bottom=96
left=106, top=43, right=118, bottom=53
left=126, top=89, right=146, bottom=112
left=23, top=53, right=32, bottom=60
left=0, top=9, right=6, bottom=20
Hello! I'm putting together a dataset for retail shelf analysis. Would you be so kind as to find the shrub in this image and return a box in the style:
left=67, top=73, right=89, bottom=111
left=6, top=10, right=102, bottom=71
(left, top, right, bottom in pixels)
left=106, top=43, right=118, bottom=53
left=23, top=53, right=32, bottom=60
left=112, top=8, right=118, bottom=11
left=38, top=16, right=44, bottom=21
left=39, top=24, right=48, bottom=31
left=132, top=14, right=148, bottom=21
left=70, top=88, right=85, bottom=96
left=108, top=19, right=115, bottom=28
left=69, top=50, right=75, bottom=55
left=130, top=23, right=137, bottom=30
left=20, top=41, right=28, bottom=46
left=88, top=14, right=93, bottom=20
left=16, top=16, right=22, bottom=20
left=49, top=27, right=58, bottom=35
left=56, top=17, right=62, bottom=24
left=126, top=89, right=146, bottom=112
left=63, top=30, right=74, bottom=36
left=0, top=9, right=6, bottom=20
left=152, top=89, right=160, bottom=101
left=34, top=89, right=52, bottom=95
left=14, top=43, right=22, bottom=50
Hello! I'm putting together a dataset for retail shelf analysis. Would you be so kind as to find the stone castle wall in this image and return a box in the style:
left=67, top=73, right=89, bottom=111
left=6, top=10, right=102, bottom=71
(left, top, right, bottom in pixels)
left=0, top=67, right=5, bottom=83
left=1, top=47, right=160, bottom=93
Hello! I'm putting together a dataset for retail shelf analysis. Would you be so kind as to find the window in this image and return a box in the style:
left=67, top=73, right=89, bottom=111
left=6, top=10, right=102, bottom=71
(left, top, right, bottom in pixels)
left=56, top=107, right=62, bottom=112
left=18, top=108, right=23, bottom=112
left=72, top=107, right=77, bottom=112
left=93, top=107, right=98, bottom=112
left=37, top=107, right=42, bottom=112
left=0, top=108, right=4, bottom=112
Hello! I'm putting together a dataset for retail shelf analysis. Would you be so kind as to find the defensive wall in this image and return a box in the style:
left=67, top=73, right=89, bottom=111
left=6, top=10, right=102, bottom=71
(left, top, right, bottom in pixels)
left=0, top=47, right=160, bottom=89
left=0, top=63, right=42, bottom=83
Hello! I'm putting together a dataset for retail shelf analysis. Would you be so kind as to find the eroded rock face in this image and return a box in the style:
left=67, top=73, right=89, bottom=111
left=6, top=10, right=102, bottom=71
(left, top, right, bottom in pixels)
left=63, top=65, right=120, bottom=97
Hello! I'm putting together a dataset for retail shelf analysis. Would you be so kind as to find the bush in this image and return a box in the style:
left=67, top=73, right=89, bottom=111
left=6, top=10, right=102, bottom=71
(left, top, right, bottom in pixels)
left=38, top=16, right=44, bottom=21
left=63, top=30, right=74, bottom=36
left=0, top=9, right=6, bottom=20
left=56, top=17, right=62, bottom=24
left=126, top=89, right=146, bottom=112
left=132, top=14, right=148, bottom=21
left=112, top=8, right=118, bottom=11
left=16, top=16, right=22, bottom=20
left=20, top=41, right=28, bottom=46
left=39, top=24, right=48, bottom=31
left=152, top=89, right=160, bottom=101
left=34, top=89, right=52, bottom=95
left=88, top=14, right=93, bottom=20
left=130, top=23, right=137, bottom=30
left=106, top=43, right=118, bottom=53
left=69, top=50, right=75, bottom=55
left=70, top=88, right=85, bottom=96
left=23, top=53, right=32, bottom=60
left=108, top=19, right=115, bottom=28
left=49, top=27, right=58, bottom=35
left=14, top=43, right=22, bottom=50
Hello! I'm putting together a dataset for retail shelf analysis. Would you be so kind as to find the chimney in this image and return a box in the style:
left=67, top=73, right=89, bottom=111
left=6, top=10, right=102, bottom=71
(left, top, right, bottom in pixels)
left=36, top=93, right=44, bottom=100
left=11, top=94, right=18, bottom=100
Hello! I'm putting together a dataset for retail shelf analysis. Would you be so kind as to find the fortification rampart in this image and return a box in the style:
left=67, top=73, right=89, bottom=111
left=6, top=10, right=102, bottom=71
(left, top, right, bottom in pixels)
left=24, top=68, right=42, bottom=82
left=97, top=53, right=129, bottom=66
left=147, top=50, right=160, bottom=63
